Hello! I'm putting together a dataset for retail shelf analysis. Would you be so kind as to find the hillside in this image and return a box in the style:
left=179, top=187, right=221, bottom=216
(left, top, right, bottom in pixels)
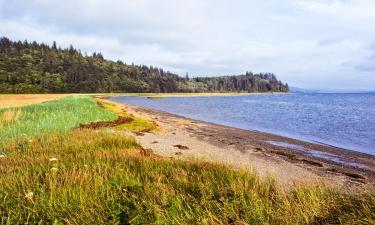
left=0, top=37, right=289, bottom=93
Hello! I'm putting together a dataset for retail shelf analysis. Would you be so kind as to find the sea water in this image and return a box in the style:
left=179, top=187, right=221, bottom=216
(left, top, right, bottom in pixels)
left=110, top=93, right=375, bottom=155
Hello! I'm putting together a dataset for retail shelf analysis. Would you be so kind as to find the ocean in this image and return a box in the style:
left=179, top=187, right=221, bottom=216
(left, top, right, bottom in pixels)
left=110, top=93, right=375, bottom=156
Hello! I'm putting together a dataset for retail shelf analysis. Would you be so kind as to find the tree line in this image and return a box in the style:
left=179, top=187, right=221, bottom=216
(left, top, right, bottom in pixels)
left=0, top=37, right=289, bottom=93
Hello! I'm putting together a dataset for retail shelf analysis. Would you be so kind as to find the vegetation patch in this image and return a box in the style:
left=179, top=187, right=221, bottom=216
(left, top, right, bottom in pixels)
left=95, top=98, right=158, bottom=133
left=0, top=96, right=117, bottom=145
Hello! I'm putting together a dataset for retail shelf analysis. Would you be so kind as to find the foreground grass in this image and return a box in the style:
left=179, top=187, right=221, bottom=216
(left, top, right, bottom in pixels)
left=1, top=130, right=374, bottom=224
left=0, top=96, right=374, bottom=224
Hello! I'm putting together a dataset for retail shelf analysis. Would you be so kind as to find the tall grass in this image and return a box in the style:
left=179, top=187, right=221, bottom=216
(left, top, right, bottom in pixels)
left=0, top=96, right=117, bottom=145
left=0, top=95, right=374, bottom=224
left=0, top=130, right=374, bottom=224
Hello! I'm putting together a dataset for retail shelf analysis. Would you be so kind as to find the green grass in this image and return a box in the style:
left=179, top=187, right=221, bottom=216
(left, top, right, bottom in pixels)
left=0, top=95, right=374, bottom=224
left=0, top=130, right=374, bottom=224
left=0, top=96, right=117, bottom=145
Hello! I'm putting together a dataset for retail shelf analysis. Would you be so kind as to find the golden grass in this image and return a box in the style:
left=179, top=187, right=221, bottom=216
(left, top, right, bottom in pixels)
left=0, top=94, right=70, bottom=109
left=1, top=129, right=374, bottom=224
left=96, top=97, right=159, bottom=133
left=0, top=109, right=21, bottom=123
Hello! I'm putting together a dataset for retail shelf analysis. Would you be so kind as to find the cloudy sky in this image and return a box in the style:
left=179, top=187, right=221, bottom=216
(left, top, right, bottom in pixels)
left=1, top=0, right=375, bottom=90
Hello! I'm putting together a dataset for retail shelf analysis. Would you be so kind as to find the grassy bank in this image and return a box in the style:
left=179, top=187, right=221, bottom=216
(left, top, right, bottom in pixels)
left=0, top=96, right=117, bottom=145
left=0, top=96, right=374, bottom=224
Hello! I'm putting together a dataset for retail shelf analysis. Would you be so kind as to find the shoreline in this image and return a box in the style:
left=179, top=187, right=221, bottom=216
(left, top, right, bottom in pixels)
left=113, top=100, right=375, bottom=187
left=96, top=92, right=289, bottom=98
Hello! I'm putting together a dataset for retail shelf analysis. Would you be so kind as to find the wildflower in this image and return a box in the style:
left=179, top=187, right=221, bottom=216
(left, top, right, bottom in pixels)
left=49, top=157, right=58, bottom=162
left=84, top=164, right=88, bottom=167
left=25, top=192, right=34, bottom=201
left=0, top=154, right=5, bottom=158
left=51, top=167, right=58, bottom=172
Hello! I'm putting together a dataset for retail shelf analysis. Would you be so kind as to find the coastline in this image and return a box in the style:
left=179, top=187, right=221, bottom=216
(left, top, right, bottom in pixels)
left=96, top=92, right=289, bottom=98
left=113, top=100, right=375, bottom=187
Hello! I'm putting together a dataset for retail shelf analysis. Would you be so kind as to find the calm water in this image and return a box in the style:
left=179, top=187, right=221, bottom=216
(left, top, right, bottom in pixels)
left=110, top=93, right=375, bottom=155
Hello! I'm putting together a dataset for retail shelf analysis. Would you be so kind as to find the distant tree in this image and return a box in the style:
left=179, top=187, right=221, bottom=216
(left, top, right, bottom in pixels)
left=52, top=41, right=57, bottom=50
left=0, top=37, right=289, bottom=94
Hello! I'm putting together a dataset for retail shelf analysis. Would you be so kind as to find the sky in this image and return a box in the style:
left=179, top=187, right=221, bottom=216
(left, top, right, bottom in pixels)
left=0, top=0, right=375, bottom=90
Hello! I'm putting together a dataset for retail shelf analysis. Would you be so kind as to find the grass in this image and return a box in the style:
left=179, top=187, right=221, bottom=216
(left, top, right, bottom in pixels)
left=0, top=95, right=374, bottom=224
left=0, top=96, right=117, bottom=145
left=0, top=94, right=69, bottom=109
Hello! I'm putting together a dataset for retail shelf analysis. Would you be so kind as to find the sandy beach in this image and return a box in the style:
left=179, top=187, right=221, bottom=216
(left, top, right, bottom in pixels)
left=116, top=101, right=375, bottom=188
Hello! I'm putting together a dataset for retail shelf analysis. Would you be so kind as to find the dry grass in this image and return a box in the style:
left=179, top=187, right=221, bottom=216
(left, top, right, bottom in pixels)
left=0, top=109, right=21, bottom=123
left=0, top=94, right=70, bottom=109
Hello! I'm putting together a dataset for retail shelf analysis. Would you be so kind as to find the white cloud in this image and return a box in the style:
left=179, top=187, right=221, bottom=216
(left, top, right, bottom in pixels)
left=297, top=0, right=375, bottom=20
left=0, top=0, right=375, bottom=90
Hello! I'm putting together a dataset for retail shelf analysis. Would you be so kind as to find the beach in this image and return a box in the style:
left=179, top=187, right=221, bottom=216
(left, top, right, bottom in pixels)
left=117, top=101, right=375, bottom=187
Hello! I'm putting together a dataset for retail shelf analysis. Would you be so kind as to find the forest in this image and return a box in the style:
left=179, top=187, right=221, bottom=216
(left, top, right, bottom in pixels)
left=0, top=37, right=289, bottom=93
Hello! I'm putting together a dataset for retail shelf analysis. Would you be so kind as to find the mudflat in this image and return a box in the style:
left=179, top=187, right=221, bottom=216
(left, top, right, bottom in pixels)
left=117, top=101, right=375, bottom=188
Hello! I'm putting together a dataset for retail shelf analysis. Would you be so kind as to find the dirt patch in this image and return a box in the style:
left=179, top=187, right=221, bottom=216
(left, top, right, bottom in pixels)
left=301, top=159, right=324, bottom=167
left=78, top=116, right=133, bottom=129
left=344, top=172, right=366, bottom=180
left=173, top=144, right=189, bottom=150
left=271, top=150, right=297, bottom=160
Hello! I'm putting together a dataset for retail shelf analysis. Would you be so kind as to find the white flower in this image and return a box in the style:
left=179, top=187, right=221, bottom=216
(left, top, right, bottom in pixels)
left=49, top=157, right=58, bottom=162
left=0, top=154, right=5, bottom=158
left=25, top=192, right=34, bottom=201
left=51, top=167, right=58, bottom=172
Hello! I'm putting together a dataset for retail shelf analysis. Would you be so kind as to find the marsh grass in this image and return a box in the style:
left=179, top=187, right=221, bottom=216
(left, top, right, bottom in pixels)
left=0, top=96, right=117, bottom=144
left=0, top=95, right=374, bottom=224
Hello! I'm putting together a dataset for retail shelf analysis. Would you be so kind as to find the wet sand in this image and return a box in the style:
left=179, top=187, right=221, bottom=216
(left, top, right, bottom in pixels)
left=117, top=102, right=375, bottom=187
